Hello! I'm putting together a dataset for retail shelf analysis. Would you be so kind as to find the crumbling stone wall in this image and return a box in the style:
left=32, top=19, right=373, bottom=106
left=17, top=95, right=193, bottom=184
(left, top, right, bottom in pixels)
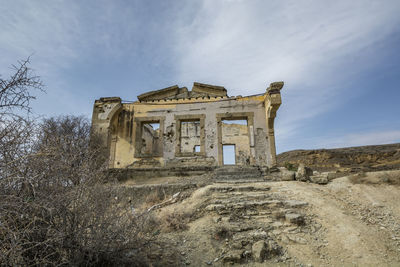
left=92, top=82, right=284, bottom=169
left=180, top=121, right=201, bottom=153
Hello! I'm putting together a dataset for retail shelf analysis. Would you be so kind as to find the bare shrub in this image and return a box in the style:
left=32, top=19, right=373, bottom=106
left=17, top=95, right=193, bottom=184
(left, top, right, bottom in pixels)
left=161, top=210, right=190, bottom=232
left=142, top=187, right=167, bottom=210
left=0, top=59, right=164, bottom=266
left=0, top=57, right=44, bottom=117
left=1, top=183, right=158, bottom=266
left=0, top=115, right=160, bottom=266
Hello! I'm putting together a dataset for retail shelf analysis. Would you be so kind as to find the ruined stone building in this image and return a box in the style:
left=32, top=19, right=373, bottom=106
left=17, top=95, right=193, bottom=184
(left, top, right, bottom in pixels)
left=92, top=82, right=283, bottom=175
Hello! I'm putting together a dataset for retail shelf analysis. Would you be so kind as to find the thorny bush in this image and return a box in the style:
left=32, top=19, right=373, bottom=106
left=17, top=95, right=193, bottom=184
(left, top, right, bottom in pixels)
left=0, top=59, right=159, bottom=266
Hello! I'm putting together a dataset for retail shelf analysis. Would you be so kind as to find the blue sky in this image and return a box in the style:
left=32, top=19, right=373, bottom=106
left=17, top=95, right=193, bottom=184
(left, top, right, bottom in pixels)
left=1, top=0, right=400, bottom=153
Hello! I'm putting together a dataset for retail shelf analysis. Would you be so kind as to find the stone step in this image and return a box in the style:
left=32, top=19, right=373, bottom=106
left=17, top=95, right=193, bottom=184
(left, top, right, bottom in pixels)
left=205, top=200, right=283, bottom=212
left=213, top=178, right=266, bottom=183
left=214, top=166, right=263, bottom=177
left=211, top=193, right=274, bottom=202
left=215, top=171, right=263, bottom=178
left=208, top=185, right=271, bottom=192
left=215, top=166, right=262, bottom=171
left=216, top=172, right=261, bottom=177
left=211, top=195, right=273, bottom=204
left=213, top=166, right=265, bottom=182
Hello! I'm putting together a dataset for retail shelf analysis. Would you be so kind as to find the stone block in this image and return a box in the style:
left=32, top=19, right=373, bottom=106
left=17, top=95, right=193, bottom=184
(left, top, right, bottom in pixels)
left=252, top=240, right=267, bottom=262
left=279, top=167, right=295, bottom=181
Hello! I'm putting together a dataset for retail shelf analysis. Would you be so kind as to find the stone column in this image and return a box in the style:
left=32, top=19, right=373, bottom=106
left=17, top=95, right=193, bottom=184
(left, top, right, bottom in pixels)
left=91, top=97, right=122, bottom=167
left=264, top=82, right=284, bottom=167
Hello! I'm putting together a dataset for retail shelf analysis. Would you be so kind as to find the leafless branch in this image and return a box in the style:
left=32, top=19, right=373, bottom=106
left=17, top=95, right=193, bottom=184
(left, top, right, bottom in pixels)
left=0, top=56, right=44, bottom=117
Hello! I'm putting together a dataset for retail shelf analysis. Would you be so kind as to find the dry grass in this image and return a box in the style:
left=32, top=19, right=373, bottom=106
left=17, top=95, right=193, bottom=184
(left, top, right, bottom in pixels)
left=160, top=210, right=191, bottom=232
left=213, top=226, right=232, bottom=240
left=140, top=188, right=167, bottom=210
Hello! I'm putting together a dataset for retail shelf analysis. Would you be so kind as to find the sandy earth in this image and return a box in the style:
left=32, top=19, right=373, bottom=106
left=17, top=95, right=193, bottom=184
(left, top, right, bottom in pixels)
left=271, top=177, right=400, bottom=266
left=147, top=172, right=400, bottom=266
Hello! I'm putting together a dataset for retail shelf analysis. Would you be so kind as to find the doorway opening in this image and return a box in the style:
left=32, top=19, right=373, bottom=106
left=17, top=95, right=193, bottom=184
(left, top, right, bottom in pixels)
left=223, top=145, right=236, bottom=165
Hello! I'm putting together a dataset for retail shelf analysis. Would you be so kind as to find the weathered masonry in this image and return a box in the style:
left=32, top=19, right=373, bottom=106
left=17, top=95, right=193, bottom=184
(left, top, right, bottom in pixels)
left=92, top=82, right=284, bottom=172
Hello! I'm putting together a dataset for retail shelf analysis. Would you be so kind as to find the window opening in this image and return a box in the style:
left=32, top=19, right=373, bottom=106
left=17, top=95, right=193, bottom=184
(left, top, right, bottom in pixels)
left=223, top=145, right=236, bottom=165
left=221, top=119, right=247, bottom=125
left=180, top=120, right=201, bottom=153
left=141, top=122, right=161, bottom=155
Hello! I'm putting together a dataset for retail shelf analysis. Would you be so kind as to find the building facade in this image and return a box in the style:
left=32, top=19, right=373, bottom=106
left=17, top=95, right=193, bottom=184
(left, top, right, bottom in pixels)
left=92, top=82, right=283, bottom=170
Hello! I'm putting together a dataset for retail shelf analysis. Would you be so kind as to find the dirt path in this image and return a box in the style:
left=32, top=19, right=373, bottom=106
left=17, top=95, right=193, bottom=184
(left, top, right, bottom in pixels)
left=151, top=174, right=400, bottom=266
left=273, top=178, right=400, bottom=266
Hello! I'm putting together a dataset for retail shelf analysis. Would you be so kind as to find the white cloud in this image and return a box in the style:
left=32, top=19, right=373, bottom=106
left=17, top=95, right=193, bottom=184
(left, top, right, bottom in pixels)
left=0, top=1, right=81, bottom=73
left=172, top=0, right=400, bottom=145
left=175, top=0, right=400, bottom=88
left=1, top=0, right=399, bottom=151
left=0, top=0, right=145, bottom=115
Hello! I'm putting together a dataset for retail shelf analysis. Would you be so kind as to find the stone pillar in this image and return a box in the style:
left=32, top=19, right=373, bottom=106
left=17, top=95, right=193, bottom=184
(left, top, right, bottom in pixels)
left=91, top=97, right=122, bottom=167
left=264, top=82, right=284, bottom=167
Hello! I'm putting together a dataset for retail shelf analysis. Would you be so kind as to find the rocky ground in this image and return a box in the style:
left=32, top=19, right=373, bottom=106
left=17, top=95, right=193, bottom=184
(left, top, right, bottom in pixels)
left=120, top=168, right=400, bottom=266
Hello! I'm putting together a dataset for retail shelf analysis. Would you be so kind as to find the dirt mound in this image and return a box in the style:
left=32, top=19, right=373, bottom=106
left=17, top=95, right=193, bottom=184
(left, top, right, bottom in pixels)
left=277, top=143, right=400, bottom=173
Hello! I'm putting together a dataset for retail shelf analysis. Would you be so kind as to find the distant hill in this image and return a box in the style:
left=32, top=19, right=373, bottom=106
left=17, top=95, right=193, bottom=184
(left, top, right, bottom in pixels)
left=277, top=143, right=400, bottom=173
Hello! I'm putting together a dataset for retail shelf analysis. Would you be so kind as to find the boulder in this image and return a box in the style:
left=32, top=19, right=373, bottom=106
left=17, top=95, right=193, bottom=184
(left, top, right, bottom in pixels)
left=222, top=250, right=243, bottom=263
left=309, top=174, right=329, bottom=184
left=326, top=172, right=339, bottom=180
left=278, top=167, right=295, bottom=181
left=296, top=164, right=313, bottom=181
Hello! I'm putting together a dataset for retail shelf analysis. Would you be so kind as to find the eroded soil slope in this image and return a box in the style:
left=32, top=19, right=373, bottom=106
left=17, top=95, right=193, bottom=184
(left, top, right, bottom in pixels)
left=277, top=143, right=400, bottom=173
left=145, top=172, right=400, bottom=266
